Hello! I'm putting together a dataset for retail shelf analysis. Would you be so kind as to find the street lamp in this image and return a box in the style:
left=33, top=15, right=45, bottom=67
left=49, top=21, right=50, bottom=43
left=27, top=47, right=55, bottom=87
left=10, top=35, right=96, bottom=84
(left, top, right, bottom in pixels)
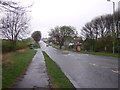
left=107, top=0, right=116, bottom=54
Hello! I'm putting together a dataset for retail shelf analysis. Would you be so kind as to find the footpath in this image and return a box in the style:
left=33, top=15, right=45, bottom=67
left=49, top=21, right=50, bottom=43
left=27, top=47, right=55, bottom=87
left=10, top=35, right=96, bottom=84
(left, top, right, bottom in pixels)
left=13, top=48, right=49, bottom=88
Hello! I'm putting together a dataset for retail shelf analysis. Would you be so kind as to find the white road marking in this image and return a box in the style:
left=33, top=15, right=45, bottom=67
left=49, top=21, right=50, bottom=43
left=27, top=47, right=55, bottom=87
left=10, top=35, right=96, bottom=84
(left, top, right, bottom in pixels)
left=89, top=63, right=119, bottom=74
left=81, top=54, right=89, bottom=56
left=64, top=53, right=74, bottom=56
left=89, top=63, right=98, bottom=67
left=111, top=70, right=119, bottom=74
left=64, top=55, right=68, bottom=56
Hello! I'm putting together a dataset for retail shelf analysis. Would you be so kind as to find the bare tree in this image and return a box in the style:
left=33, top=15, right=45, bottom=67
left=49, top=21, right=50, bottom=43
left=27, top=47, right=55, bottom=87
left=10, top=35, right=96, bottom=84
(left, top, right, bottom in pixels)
left=1, top=11, right=30, bottom=43
left=0, top=0, right=18, bottom=12
left=0, top=0, right=32, bottom=13
left=81, top=22, right=94, bottom=39
left=0, top=0, right=31, bottom=43
left=81, top=11, right=120, bottom=53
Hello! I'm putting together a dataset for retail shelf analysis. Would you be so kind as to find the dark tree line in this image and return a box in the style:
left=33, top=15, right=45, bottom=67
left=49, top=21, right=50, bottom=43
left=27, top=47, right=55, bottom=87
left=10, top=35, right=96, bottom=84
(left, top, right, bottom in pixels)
left=81, top=10, right=120, bottom=53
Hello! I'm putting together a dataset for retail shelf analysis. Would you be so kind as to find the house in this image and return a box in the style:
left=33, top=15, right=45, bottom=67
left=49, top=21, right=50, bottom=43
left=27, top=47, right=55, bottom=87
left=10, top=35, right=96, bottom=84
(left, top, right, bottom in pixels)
left=64, top=36, right=82, bottom=50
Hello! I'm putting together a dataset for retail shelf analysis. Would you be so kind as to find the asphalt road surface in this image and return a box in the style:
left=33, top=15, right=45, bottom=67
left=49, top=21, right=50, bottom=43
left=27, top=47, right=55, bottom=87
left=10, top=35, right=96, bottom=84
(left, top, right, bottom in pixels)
left=40, top=41, right=118, bottom=88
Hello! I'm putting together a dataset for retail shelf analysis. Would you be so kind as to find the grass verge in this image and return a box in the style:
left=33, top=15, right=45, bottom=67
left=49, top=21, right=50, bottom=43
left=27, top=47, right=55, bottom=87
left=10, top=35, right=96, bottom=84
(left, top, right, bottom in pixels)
left=42, top=51, right=75, bottom=88
left=2, top=49, right=37, bottom=88
left=78, top=51, right=120, bottom=57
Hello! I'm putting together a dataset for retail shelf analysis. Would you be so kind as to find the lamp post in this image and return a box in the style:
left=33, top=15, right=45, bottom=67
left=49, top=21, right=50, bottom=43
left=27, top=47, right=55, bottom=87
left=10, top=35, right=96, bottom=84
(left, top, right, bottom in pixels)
left=118, top=1, right=120, bottom=38
left=107, top=0, right=116, bottom=54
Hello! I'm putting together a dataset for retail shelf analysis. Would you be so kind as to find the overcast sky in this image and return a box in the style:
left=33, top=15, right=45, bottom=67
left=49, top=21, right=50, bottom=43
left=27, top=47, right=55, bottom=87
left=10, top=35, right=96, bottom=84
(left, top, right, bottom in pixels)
left=16, top=0, right=120, bottom=38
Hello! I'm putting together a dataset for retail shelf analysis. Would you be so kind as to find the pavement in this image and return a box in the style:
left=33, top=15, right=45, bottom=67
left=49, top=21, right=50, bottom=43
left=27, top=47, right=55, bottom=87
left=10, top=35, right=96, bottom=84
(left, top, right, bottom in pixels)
left=41, top=41, right=119, bottom=88
left=13, top=48, right=49, bottom=88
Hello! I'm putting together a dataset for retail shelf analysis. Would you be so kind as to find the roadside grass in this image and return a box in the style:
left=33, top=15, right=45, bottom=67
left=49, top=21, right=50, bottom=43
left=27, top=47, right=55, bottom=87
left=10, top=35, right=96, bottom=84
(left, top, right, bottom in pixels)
left=42, top=51, right=75, bottom=88
left=2, top=48, right=36, bottom=88
left=49, top=44, right=60, bottom=49
left=78, top=51, right=120, bottom=57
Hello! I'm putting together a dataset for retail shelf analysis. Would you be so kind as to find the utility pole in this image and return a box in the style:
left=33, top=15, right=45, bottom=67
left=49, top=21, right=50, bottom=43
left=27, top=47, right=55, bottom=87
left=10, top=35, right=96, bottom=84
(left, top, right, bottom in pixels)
left=113, top=1, right=115, bottom=54
left=118, top=1, right=120, bottom=38
left=107, top=0, right=116, bottom=54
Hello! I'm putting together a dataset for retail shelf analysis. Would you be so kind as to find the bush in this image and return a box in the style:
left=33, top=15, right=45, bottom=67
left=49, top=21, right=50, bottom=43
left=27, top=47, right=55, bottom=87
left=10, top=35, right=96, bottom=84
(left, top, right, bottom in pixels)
left=2, top=40, right=35, bottom=53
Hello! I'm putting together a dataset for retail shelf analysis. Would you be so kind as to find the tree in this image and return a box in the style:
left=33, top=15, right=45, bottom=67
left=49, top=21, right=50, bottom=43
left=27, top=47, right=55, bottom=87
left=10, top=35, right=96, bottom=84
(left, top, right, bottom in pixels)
left=81, top=22, right=95, bottom=51
left=1, top=10, right=30, bottom=43
left=0, top=0, right=31, bottom=44
left=0, top=0, right=32, bottom=13
left=31, top=31, right=41, bottom=43
left=0, top=0, right=19, bottom=12
left=49, top=26, right=77, bottom=49
left=81, top=10, right=120, bottom=53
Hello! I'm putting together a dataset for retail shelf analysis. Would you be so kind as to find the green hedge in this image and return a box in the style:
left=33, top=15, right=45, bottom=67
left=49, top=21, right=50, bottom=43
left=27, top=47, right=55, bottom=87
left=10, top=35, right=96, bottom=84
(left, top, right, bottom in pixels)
left=2, top=40, right=35, bottom=53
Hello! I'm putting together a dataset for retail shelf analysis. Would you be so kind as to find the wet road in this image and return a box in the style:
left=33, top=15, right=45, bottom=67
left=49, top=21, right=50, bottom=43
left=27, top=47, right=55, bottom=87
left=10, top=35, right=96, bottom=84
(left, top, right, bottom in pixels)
left=40, top=41, right=118, bottom=88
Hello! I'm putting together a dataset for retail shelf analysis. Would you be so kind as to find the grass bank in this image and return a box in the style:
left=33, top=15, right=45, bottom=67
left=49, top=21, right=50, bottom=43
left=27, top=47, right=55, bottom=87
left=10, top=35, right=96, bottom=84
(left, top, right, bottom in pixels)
left=2, top=49, right=37, bottom=88
left=42, top=51, right=75, bottom=88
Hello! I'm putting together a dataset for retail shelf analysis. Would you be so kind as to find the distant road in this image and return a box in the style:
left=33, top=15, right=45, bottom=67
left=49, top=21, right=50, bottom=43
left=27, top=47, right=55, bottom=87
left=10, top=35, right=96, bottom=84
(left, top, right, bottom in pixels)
left=40, top=41, right=118, bottom=88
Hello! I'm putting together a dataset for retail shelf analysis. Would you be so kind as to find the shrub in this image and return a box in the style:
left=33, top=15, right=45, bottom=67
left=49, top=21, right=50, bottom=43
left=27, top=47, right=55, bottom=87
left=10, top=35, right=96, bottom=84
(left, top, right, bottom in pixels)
left=2, top=40, right=35, bottom=53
